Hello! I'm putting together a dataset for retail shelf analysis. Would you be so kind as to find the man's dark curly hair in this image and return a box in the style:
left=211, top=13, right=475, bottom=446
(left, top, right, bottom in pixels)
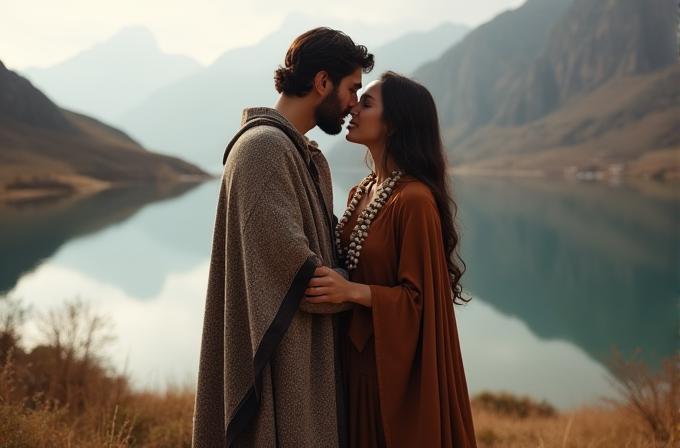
left=275, top=27, right=374, bottom=96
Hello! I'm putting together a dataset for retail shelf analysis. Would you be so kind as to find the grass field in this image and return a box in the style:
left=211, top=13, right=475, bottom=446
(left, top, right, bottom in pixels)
left=1, top=297, right=676, bottom=448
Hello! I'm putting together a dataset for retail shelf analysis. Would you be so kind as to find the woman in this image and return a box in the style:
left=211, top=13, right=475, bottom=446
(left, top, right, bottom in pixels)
left=305, top=72, right=477, bottom=448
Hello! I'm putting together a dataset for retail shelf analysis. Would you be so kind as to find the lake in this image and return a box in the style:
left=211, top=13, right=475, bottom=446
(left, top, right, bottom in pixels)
left=1, top=173, right=677, bottom=410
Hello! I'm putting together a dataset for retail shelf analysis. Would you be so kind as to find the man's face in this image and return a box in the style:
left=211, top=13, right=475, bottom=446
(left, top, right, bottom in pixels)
left=314, top=67, right=363, bottom=135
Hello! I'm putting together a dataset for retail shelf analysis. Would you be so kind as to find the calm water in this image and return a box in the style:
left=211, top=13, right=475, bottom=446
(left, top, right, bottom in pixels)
left=1, top=174, right=677, bottom=409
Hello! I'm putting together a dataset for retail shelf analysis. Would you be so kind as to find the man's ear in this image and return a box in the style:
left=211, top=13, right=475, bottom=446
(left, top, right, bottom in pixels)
left=314, top=71, right=330, bottom=95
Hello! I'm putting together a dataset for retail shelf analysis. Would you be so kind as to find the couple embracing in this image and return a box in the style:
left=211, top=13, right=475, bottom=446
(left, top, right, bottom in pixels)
left=192, top=27, right=477, bottom=448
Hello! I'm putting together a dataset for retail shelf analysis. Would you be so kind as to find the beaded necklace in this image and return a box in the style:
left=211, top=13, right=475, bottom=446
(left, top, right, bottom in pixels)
left=335, top=170, right=403, bottom=270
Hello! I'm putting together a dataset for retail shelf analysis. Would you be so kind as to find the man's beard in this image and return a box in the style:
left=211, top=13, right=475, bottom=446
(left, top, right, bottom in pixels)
left=314, top=86, right=349, bottom=135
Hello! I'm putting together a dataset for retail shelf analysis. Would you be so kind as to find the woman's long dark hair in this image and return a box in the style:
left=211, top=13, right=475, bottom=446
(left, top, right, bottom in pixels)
left=379, top=71, right=468, bottom=304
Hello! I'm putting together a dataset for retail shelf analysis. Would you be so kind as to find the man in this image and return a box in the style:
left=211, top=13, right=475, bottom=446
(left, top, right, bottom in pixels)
left=192, top=28, right=374, bottom=448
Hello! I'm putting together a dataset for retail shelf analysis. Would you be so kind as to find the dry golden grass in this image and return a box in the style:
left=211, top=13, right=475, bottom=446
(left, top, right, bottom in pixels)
left=472, top=405, right=673, bottom=448
left=469, top=381, right=675, bottom=448
left=1, top=296, right=676, bottom=447
left=122, top=386, right=195, bottom=448
left=0, top=297, right=195, bottom=448
left=0, top=352, right=194, bottom=448
left=2, top=356, right=674, bottom=448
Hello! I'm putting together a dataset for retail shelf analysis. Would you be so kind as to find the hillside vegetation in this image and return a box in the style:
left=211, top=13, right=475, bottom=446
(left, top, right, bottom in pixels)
left=0, top=61, right=207, bottom=201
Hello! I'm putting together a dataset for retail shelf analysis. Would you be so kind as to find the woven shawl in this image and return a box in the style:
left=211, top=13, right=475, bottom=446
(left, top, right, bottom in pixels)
left=192, top=108, right=350, bottom=448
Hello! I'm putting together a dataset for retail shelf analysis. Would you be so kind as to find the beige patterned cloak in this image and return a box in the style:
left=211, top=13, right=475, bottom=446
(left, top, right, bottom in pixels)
left=192, top=107, right=351, bottom=448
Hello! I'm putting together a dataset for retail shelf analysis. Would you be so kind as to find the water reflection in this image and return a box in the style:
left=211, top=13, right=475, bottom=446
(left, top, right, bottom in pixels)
left=3, top=173, right=677, bottom=407
left=0, top=182, right=203, bottom=295
left=13, top=262, right=207, bottom=389
left=334, top=172, right=679, bottom=367
left=455, top=298, right=615, bottom=409
left=454, top=176, right=678, bottom=367
left=50, top=180, right=218, bottom=298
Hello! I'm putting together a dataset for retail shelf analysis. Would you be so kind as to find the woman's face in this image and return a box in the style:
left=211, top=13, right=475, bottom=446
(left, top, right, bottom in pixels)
left=346, top=80, right=389, bottom=147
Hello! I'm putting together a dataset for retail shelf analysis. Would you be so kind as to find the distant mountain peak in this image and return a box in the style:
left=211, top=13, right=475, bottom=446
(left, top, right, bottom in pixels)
left=103, top=26, right=159, bottom=52
left=19, top=25, right=202, bottom=124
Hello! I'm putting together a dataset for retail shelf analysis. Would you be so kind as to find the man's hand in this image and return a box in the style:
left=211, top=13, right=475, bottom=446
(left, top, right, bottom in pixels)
left=305, top=266, right=372, bottom=307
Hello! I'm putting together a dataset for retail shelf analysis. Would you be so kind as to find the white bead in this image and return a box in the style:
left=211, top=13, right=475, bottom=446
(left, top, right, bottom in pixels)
left=336, top=171, right=402, bottom=272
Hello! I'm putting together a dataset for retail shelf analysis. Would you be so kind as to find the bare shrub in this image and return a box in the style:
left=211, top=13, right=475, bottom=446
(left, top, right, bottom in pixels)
left=36, top=297, right=115, bottom=372
left=602, top=347, right=676, bottom=443
left=0, top=299, right=134, bottom=447
left=0, top=295, right=29, bottom=361
left=471, top=391, right=556, bottom=418
left=33, top=297, right=125, bottom=412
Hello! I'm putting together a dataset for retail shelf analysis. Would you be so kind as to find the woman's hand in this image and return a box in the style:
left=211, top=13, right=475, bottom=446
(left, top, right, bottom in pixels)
left=305, top=266, right=372, bottom=307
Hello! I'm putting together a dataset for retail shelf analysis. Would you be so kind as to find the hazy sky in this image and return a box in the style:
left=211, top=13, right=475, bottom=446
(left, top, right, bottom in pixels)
left=1, top=0, right=524, bottom=70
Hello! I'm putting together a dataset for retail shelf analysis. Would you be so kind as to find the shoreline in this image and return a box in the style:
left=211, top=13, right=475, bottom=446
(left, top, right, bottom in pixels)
left=0, top=174, right=217, bottom=203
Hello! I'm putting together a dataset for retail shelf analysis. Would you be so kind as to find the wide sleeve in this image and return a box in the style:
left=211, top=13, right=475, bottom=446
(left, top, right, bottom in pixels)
left=369, top=187, right=442, bottom=374
left=368, top=186, right=468, bottom=447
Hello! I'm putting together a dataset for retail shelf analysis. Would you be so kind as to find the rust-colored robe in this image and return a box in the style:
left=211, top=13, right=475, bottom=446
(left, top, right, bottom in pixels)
left=340, top=175, right=477, bottom=448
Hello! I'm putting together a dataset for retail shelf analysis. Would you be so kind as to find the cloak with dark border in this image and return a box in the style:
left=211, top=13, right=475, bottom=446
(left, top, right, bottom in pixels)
left=192, top=107, right=351, bottom=448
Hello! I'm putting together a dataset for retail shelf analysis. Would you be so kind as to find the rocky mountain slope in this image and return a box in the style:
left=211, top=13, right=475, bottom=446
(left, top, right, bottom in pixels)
left=0, top=61, right=207, bottom=200
left=329, top=0, right=679, bottom=179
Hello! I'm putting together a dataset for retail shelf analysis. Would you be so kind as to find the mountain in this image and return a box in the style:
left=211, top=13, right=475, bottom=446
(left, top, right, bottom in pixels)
left=0, top=60, right=207, bottom=200
left=421, top=0, right=679, bottom=176
left=445, top=0, right=679, bottom=177
left=449, top=64, right=679, bottom=176
left=492, top=0, right=677, bottom=126
left=364, top=22, right=470, bottom=83
left=116, top=17, right=470, bottom=172
left=21, top=27, right=203, bottom=123
left=416, top=0, right=573, bottom=138
left=329, top=0, right=679, bottom=179
left=325, top=0, right=572, bottom=174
